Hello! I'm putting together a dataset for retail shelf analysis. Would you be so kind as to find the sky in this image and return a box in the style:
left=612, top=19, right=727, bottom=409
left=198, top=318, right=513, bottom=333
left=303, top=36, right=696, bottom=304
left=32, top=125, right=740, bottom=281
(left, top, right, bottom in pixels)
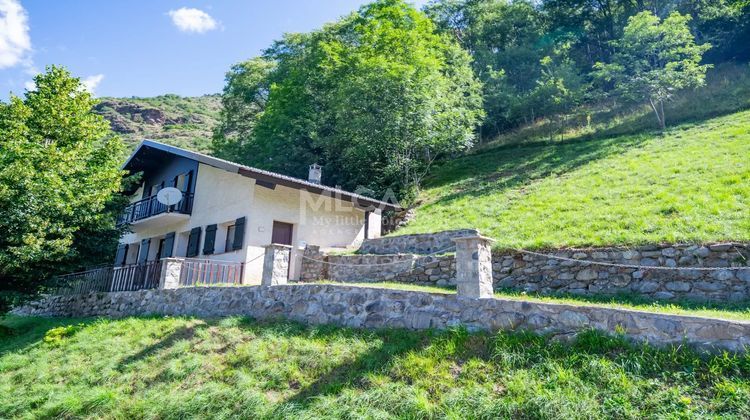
left=0, top=0, right=429, bottom=100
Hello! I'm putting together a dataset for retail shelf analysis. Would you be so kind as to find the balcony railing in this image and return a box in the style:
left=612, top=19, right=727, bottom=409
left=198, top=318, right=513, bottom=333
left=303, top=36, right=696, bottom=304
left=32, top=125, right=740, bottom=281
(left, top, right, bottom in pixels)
left=46, top=258, right=244, bottom=296
left=118, top=192, right=194, bottom=225
left=48, top=261, right=163, bottom=296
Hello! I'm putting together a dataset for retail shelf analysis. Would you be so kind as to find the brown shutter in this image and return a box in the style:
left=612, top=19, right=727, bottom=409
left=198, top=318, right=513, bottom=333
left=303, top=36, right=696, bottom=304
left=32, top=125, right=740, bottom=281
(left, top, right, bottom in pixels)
left=203, top=224, right=217, bottom=255
left=137, top=239, right=150, bottom=263
left=162, top=232, right=175, bottom=258
left=232, top=217, right=246, bottom=250
left=186, top=227, right=201, bottom=257
left=114, top=244, right=128, bottom=266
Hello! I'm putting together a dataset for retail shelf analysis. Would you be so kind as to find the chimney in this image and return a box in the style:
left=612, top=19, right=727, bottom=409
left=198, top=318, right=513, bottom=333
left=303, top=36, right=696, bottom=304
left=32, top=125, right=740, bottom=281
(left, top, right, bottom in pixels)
left=308, top=163, right=322, bottom=184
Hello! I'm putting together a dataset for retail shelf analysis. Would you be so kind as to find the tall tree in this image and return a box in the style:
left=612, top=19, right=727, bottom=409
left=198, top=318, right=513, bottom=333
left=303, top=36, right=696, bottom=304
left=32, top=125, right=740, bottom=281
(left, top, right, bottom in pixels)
left=426, top=0, right=584, bottom=137
left=593, top=11, right=711, bottom=129
left=211, top=58, right=275, bottom=162
left=0, top=66, right=125, bottom=313
left=213, top=0, right=483, bottom=201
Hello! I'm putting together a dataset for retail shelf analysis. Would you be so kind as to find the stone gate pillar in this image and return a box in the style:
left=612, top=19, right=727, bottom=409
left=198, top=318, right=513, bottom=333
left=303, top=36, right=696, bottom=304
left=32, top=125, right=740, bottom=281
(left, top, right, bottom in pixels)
left=159, top=258, right=184, bottom=290
left=262, top=244, right=292, bottom=286
left=452, top=234, right=495, bottom=298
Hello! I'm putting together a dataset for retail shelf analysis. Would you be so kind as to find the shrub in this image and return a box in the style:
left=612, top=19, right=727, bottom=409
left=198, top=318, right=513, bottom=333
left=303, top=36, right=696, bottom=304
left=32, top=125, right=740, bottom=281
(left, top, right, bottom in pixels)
left=43, top=324, right=83, bottom=345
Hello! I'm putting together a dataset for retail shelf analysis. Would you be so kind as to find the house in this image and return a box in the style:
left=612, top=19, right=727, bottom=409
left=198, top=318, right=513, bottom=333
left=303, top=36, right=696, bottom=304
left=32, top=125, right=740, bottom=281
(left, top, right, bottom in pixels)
left=115, top=140, right=398, bottom=283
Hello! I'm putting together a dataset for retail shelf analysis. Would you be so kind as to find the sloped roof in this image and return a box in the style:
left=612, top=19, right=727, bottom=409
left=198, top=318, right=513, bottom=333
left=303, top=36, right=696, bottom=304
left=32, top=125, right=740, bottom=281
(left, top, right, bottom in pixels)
left=123, top=139, right=401, bottom=210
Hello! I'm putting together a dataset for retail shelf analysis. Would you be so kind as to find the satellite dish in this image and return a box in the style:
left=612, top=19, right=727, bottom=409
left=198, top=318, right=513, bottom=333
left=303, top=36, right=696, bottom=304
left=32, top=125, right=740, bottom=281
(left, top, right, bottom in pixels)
left=157, top=187, right=183, bottom=206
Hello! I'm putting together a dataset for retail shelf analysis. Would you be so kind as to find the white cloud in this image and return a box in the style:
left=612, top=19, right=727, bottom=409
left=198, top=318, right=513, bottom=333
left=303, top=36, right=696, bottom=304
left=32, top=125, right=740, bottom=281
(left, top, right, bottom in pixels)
left=0, top=0, right=31, bottom=69
left=23, top=79, right=34, bottom=90
left=81, top=73, right=104, bottom=95
left=168, top=7, right=218, bottom=33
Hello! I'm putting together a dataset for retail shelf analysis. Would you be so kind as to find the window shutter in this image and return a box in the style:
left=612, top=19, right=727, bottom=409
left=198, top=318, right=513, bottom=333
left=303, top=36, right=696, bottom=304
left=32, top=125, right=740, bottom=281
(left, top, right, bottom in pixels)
left=114, top=244, right=127, bottom=266
left=232, top=217, right=246, bottom=250
left=203, top=224, right=217, bottom=255
left=162, top=232, right=176, bottom=258
left=137, top=239, right=150, bottom=263
left=186, top=227, right=201, bottom=257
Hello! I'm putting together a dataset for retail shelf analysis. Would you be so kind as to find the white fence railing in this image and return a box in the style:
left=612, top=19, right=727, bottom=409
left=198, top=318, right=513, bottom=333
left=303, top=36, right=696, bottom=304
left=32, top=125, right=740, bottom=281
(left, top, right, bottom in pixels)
left=178, top=259, right=245, bottom=287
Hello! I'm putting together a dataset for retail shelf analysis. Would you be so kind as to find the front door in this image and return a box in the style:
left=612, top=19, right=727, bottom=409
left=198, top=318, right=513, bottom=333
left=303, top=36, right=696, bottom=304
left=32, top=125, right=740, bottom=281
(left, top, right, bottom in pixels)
left=271, top=221, right=293, bottom=245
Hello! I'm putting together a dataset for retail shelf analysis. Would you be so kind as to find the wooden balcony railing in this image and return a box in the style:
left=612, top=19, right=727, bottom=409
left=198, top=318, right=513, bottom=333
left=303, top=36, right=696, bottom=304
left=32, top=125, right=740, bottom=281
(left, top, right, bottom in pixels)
left=118, top=192, right=194, bottom=225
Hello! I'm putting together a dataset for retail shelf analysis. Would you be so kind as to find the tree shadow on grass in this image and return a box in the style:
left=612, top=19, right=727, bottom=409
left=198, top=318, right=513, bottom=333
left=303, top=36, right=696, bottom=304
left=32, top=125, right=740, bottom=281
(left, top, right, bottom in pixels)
left=116, top=321, right=208, bottom=372
left=287, top=330, right=428, bottom=406
left=0, top=315, right=93, bottom=355
left=219, top=317, right=435, bottom=410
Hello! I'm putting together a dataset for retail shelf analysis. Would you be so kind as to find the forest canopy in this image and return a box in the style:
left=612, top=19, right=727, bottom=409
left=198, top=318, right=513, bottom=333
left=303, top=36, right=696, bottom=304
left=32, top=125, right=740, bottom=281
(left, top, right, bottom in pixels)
left=213, top=0, right=746, bottom=201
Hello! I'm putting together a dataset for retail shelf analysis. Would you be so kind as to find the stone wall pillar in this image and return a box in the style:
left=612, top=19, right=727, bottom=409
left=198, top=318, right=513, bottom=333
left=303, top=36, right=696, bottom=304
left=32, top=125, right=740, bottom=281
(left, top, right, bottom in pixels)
left=452, top=235, right=495, bottom=298
left=299, top=245, right=327, bottom=281
left=159, top=258, right=184, bottom=289
left=262, top=244, right=292, bottom=286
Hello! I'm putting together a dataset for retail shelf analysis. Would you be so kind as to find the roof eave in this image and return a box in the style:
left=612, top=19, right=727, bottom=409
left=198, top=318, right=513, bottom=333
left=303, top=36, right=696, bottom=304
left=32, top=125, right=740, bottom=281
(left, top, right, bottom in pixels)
left=124, top=139, right=402, bottom=211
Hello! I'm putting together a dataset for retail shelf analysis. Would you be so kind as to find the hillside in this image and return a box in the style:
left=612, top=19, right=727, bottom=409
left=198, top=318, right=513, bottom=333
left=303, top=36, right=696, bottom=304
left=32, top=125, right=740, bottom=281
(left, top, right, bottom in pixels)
left=397, top=109, right=750, bottom=249
left=94, top=94, right=221, bottom=153
left=2, top=315, right=749, bottom=418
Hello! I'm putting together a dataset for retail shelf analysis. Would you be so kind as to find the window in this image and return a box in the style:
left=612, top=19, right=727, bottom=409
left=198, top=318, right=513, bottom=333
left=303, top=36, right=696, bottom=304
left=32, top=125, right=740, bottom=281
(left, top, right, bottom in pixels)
left=225, top=224, right=236, bottom=253
left=174, top=173, right=187, bottom=191
left=149, top=181, right=164, bottom=197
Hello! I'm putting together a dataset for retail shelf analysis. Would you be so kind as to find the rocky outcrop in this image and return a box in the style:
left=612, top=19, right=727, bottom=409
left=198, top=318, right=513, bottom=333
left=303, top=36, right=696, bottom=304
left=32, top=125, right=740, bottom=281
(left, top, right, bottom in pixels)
left=92, top=95, right=221, bottom=153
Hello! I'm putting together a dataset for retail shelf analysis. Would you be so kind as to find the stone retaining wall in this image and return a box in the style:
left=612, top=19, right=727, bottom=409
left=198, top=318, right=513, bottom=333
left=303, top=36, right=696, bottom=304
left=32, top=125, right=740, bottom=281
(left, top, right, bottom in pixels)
left=15, top=285, right=750, bottom=352
left=300, top=242, right=750, bottom=303
left=300, top=246, right=455, bottom=284
left=494, top=244, right=750, bottom=302
left=359, top=229, right=477, bottom=254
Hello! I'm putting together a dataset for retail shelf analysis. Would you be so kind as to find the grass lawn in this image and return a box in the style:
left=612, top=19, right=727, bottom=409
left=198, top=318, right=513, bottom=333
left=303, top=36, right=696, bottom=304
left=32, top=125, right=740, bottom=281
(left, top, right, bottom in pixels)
left=397, top=109, right=750, bottom=249
left=313, top=281, right=750, bottom=322
left=2, top=315, right=750, bottom=419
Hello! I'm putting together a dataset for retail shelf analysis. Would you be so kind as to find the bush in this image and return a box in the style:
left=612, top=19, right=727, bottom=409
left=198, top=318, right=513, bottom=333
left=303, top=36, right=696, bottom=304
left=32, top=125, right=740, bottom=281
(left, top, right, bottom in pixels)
left=43, top=324, right=83, bottom=345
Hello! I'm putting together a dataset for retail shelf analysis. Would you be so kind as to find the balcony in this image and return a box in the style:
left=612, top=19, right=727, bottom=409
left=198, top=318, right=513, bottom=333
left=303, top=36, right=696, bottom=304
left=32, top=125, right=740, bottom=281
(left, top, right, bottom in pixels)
left=118, top=192, right=194, bottom=227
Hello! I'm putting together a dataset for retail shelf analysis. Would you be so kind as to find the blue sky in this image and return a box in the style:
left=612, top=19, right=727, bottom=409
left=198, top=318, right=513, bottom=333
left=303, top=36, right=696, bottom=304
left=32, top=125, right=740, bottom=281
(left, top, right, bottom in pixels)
left=0, top=0, right=428, bottom=100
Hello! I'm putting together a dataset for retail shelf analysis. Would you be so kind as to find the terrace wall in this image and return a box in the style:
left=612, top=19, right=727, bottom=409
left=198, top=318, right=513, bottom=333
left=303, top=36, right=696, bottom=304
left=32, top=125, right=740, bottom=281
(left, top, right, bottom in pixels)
left=15, top=285, right=750, bottom=352
left=300, top=242, right=750, bottom=303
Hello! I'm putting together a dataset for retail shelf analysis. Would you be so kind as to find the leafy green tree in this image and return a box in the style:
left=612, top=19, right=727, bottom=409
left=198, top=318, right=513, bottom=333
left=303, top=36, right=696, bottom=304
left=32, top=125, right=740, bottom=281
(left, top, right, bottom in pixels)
left=213, top=0, right=483, bottom=200
left=426, top=0, right=584, bottom=137
left=211, top=58, right=275, bottom=161
left=593, top=11, right=711, bottom=130
left=0, top=66, right=125, bottom=313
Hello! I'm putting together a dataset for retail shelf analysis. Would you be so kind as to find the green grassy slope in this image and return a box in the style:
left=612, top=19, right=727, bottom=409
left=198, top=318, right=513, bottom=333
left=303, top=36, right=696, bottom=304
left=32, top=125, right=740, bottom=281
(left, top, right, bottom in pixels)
left=398, top=109, right=750, bottom=249
left=94, top=94, right=221, bottom=153
left=2, top=315, right=749, bottom=418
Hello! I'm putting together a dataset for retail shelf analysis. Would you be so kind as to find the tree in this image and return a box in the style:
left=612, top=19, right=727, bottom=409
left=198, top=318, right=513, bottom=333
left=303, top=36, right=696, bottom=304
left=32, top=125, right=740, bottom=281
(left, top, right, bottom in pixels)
left=425, top=0, right=584, bottom=137
left=213, top=0, right=483, bottom=200
left=593, top=11, right=711, bottom=130
left=0, top=66, right=125, bottom=313
left=211, top=58, right=275, bottom=162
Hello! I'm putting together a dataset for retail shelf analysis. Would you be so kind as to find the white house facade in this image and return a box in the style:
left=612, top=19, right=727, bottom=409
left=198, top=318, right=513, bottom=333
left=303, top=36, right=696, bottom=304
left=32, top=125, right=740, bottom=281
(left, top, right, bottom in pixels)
left=115, top=140, right=397, bottom=284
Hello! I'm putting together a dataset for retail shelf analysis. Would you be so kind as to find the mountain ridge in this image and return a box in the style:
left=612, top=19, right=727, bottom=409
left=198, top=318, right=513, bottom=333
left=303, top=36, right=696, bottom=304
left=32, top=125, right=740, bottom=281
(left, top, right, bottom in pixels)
left=94, top=94, right=221, bottom=154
